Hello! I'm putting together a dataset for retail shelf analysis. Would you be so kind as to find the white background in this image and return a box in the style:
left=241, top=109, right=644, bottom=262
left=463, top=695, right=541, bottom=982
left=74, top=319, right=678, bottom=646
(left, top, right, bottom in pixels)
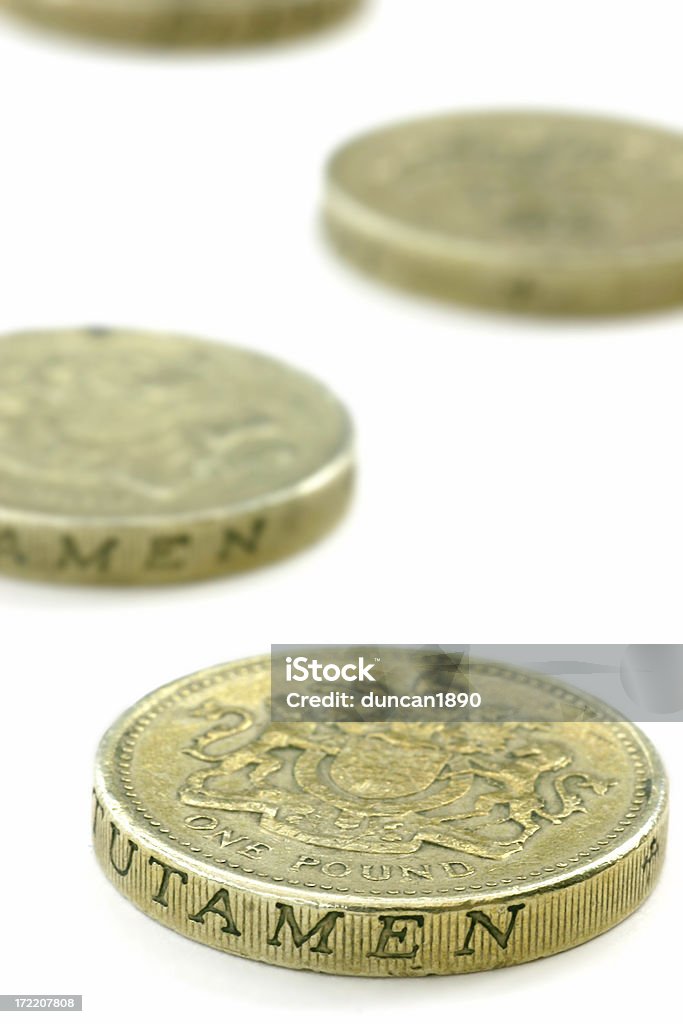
left=0, top=1, right=680, bottom=1020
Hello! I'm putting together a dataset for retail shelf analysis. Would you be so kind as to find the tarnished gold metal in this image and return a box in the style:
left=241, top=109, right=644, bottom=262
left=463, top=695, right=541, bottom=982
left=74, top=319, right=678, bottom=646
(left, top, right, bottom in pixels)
left=325, top=110, right=683, bottom=315
left=0, top=329, right=353, bottom=584
left=93, top=657, right=668, bottom=976
left=0, top=0, right=361, bottom=45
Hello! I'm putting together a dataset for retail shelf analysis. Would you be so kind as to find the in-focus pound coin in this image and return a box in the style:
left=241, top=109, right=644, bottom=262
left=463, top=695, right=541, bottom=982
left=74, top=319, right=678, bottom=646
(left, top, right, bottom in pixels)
left=93, top=657, right=668, bottom=975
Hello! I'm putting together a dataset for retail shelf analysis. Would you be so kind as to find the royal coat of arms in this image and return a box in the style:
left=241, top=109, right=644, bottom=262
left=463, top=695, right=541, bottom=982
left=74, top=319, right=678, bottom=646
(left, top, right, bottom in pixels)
left=179, top=714, right=613, bottom=860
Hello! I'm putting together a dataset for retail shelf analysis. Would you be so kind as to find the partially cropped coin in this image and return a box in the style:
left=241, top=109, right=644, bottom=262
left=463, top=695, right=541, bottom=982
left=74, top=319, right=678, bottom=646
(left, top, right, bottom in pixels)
left=93, top=657, right=667, bottom=975
left=0, top=328, right=353, bottom=584
left=0, top=0, right=360, bottom=45
left=325, top=111, right=683, bottom=315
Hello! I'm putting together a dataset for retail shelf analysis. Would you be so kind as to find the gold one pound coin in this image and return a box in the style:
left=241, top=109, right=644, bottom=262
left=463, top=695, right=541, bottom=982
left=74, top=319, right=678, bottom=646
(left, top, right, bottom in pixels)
left=0, top=328, right=353, bottom=584
left=325, top=111, right=683, bottom=315
left=0, top=0, right=361, bottom=45
left=93, top=657, right=668, bottom=975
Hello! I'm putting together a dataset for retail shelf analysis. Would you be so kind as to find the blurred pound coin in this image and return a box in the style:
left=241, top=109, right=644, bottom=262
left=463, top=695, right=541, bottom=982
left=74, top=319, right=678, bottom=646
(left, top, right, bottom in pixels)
left=0, top=328, right=354, bottom=584
left=325, top=110, right=683, bottom=315
left=0, top=0, right=361, bottom=45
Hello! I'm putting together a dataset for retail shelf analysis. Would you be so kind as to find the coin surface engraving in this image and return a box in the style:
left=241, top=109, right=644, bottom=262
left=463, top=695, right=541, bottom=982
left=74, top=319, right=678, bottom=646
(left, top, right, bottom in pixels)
left=0, top=329, right=353, bottom=583
left=93, top=657, right=668, bottom=975
left=0, top=0, right=361, bottom=45
left=325, top=111, right=683, bottom=314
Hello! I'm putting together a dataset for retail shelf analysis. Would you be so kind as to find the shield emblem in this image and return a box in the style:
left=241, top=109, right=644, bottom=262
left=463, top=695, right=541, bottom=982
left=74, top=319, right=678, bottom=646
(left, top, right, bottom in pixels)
left=329, top=734, right=447, bottom=800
